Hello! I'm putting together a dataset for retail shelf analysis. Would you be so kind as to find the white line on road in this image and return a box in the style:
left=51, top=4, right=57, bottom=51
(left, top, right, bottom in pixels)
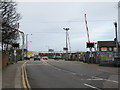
left=54, top=67, right=62, bottom=71
left=41, top=60, right=48, bottom=65
left=71, top=72, right=77, bottom=75
left=84, top=83, right=101, bottom=90
left=92, top=76, right=118, bottom=83
left=86, top=78, right=104, bottom=81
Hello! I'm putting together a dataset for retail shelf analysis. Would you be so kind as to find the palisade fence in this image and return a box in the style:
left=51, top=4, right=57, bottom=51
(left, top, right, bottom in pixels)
left=2, top=49, right=23, bottom=67
left=8, top=49, right=23, bottom=64
left=69, top=51, right=114, bottom=65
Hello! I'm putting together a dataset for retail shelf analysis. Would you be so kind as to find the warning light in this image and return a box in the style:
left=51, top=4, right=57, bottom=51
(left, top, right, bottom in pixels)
left=86, top=42, right=94, bottom=48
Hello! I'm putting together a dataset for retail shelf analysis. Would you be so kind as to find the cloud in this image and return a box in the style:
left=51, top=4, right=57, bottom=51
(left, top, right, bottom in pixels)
left=17, top=2, right=118, bottom=52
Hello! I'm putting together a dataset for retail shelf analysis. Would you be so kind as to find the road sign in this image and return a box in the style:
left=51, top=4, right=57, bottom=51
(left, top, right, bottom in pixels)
left=28, top=51, right=33, bottom=55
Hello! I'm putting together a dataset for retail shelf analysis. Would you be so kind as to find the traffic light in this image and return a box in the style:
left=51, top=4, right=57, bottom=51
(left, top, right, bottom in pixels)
left=12, top=43, right=19, bottom=48
left=86, top=42, right=94, bottom=48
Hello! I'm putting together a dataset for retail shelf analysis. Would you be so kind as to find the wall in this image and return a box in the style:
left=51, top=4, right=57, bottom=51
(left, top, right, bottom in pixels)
left=2, top=52, right=9, bottom=67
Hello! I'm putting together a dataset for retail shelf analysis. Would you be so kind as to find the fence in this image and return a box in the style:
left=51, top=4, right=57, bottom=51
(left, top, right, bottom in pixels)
left=99, top=51, right=117, bottom=66
left=2, top=49, right=23, bottom=67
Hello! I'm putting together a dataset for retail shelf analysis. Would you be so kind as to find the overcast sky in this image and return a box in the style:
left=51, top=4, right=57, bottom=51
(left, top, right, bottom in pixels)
left=16, top=1, right=119, bottom=52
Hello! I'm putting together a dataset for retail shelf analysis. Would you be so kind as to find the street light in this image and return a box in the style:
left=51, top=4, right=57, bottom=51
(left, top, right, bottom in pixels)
left=17, top=30, right=25, bottom=61
left=26, top=34, right=32, bottom=58
left=63, top=27, right=69, bottom=61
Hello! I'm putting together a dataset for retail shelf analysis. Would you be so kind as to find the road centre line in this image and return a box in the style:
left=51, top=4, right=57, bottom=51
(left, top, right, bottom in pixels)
left=46, top=61, right=77, bottom=75
left=84, top=83, right=101, bottom=90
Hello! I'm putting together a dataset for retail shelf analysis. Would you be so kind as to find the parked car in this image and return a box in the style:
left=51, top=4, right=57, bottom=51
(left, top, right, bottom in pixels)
left=34, top=55, right=41, bottom=61
left=42, top=56, right=48, bottom=60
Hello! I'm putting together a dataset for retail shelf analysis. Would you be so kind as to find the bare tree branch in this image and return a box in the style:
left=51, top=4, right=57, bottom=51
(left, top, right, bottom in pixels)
left=0, top=0, right=21, bottom=51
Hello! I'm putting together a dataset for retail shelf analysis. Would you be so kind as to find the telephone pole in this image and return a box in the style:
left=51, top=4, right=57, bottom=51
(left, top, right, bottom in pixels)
left=114, top=22, right=119, bottom=55
left=63, top=27, right=69, bottom=61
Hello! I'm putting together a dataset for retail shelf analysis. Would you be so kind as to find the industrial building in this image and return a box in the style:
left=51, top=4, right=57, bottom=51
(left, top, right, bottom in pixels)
left=97, top=41, right=116, bottom=52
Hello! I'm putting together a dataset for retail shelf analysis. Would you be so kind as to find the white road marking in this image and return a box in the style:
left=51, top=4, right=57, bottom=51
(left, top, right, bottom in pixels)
left=87, top=78, right=104, bottom=81
left=84, top=83, right=101, bottom=90
left=71, top=72, right=77, bottom=75
left=41, top=60, right=48, bottom=65
left=53, top=67, right=61, bottom=71
left=92, top=76, right=118, bottom=83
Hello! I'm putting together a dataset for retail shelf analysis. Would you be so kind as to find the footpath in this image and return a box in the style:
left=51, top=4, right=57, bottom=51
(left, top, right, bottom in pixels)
left=1, top=60, right=26, bottom=89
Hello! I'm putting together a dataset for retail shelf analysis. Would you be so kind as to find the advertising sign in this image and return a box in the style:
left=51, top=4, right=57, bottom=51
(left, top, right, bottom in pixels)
left=101, top=47, right=107, bottom=51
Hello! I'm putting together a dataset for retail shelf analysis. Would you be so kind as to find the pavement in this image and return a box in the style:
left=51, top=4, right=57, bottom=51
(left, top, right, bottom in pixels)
left=2, top=60, right=26, bottom=89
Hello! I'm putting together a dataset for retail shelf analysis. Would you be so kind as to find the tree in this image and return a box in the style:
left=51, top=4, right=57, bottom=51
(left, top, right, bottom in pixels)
left=0, top=0, right=21, bottom=51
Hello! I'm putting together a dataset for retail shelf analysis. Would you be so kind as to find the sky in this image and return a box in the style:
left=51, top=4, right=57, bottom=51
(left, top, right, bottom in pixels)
left=16, top=0, right=119, bottom=52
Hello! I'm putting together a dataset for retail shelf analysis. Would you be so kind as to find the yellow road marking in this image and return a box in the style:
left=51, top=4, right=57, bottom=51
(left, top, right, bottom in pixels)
left=22, top=60, right=31, bottom=90
left=22, top=64, right=27, bottom=88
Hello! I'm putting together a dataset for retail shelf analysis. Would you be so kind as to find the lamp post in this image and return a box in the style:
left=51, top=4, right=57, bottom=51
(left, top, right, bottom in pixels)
left=18, top=30, right=25, bottom=61
left=114, top=22, right=118, bottom=55
left=26, top=34, right=32, bottom=58
left=63, top=27, right=69, bottom=61
left=26, top=34, right=28, bottom=58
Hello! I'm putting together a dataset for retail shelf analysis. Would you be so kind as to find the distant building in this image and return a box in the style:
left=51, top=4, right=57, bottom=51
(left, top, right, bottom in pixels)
left=97, top=41, right=120, bottom=52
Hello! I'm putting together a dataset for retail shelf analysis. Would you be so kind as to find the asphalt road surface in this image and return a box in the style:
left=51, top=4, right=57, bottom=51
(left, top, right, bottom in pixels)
left=26, top=59, right=119, bottom=89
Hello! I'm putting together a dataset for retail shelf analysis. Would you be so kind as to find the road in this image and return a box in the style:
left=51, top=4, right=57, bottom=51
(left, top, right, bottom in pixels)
left=25, top=59, right=119, bottom=89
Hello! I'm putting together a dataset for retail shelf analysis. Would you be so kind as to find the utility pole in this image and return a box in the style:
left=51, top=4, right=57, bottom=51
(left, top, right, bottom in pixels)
left=18, top=30, right=25, bottom=61
left=114, top=22, right=118, bottom=55
left=26, top=34, right=28, bottom=58
left=26, top=34, right=32, bottom=58
left=63, top=27, right=69, bottom=61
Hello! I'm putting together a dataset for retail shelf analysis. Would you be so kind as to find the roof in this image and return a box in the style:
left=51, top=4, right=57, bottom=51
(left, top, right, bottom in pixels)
left=97, top=41, right=116, bottom=47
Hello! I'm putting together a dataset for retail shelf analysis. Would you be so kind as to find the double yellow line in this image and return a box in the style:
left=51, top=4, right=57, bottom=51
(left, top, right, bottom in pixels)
left=22, top=61, right=31, bottom=90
